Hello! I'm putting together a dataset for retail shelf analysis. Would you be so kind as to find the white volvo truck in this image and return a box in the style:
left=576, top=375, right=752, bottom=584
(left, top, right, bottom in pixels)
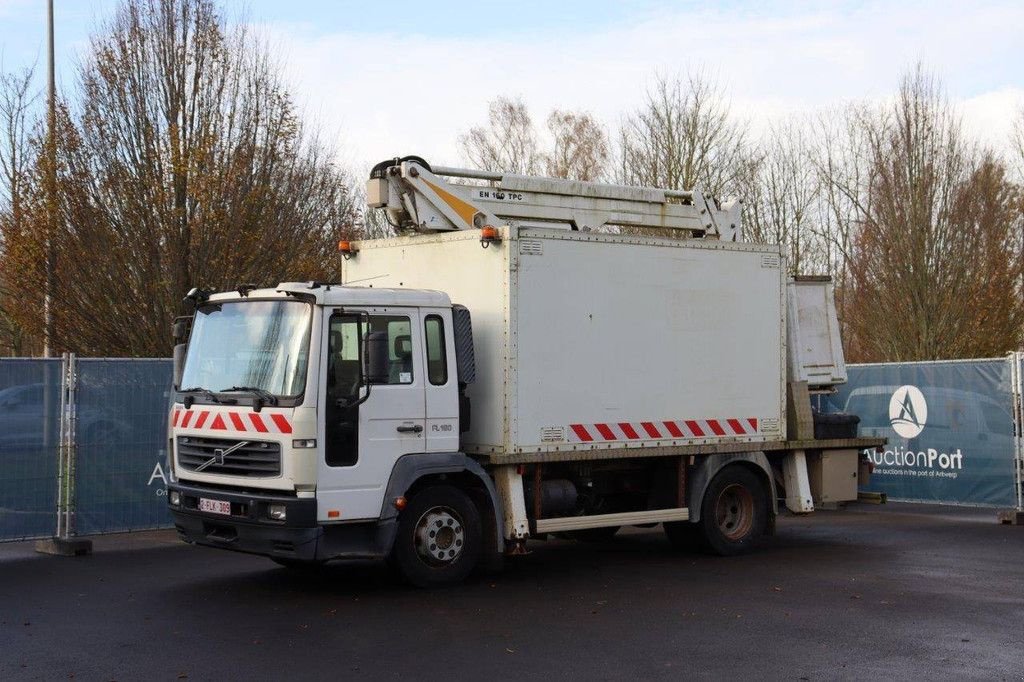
left=167, top=156, right=882, bottom=586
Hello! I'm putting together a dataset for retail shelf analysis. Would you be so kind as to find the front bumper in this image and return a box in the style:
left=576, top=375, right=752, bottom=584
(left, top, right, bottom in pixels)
left=168, top=482, right=395, bottom=562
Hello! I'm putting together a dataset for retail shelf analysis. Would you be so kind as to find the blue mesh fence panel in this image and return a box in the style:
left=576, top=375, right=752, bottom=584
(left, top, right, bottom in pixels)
left=0, top=359, right=62, bottom=541
left=817, top=359, right=1016, bottom=507
left=73, top=359, right=174, bottom=535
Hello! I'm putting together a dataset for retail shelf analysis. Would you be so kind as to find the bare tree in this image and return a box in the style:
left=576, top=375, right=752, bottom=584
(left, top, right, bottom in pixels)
left=0, top=67, right=35, bottom=218
left=459, top=97, right=540, bottom=174
left=949, top=156, right=1024, bottom=356
left=617, top=72, right=747, bottom=198
left=544, top=110, right=609, bottom=181
left=0, top=66, right=38, bottom=355
left=460, top=98, right=610, bottom=182
left=737, top=119, right=824, bottom=274
left=825, top=66, right=1024, bottom=362
left=1013, top=108, right=1024, bottom=180
left=808, top=103, right=880, bottom=344
left=352, top=182, right=395, bottom=240
left=1, top=0, right=358, bottom=357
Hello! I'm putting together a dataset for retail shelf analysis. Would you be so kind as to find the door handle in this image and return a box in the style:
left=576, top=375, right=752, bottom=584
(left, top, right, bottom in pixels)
left=396, top=424, right=423, bottom=434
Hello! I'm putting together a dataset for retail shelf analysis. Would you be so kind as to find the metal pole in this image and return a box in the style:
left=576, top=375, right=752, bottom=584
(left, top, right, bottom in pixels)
left=35, top=352, right=91, bottom=555
left=65, top=352, right=77, bottom=537
left=1015, top=353, right=1023, bottom=512
left=55, top=353, right=67, bottom=537
left=43, top=0, right=55, bottom=358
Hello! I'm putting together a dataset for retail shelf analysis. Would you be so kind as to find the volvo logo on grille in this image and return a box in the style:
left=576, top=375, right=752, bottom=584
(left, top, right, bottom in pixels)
left=194, top=440, right=250, bottom=472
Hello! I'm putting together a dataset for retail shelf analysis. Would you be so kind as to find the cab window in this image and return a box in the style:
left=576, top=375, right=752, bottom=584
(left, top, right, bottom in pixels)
left=369, top=316, right=413, bottom=385
left=424, top=315, right=448, bottom=386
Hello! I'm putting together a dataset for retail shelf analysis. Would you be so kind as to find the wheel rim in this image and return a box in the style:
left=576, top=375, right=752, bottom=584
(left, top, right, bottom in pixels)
left=413, top=506, right=465, bottom=566
left=715, top=483, right=754, bottom=541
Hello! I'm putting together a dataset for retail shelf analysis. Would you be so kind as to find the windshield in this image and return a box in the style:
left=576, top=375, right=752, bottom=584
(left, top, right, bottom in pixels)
left=180, top=299, right=312, bottom=399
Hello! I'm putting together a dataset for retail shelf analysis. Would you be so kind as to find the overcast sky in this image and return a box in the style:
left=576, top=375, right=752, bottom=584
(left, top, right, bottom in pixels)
left=2, top=0, right=1022, bottom=175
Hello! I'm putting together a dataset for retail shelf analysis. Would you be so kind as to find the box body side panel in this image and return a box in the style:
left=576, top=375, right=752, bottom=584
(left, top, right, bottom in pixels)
left=513, top=232, right=785, bottom=452
left=344, top=230, right=787, bottom=457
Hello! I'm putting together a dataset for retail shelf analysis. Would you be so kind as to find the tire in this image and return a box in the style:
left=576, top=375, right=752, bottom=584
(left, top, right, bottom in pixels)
left=696, top=466, right=768, bottom=556
left=391, top=485, right=482, bottom=588
left=567, top=526, right=620, bottom=543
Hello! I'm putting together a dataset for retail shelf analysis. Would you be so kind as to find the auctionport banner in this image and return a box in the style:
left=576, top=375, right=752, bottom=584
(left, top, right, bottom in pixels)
left=819, top=359, right=1017, bottom=508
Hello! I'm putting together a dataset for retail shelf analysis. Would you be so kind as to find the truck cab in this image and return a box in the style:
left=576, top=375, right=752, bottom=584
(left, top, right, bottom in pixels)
left=167, top=283, right=493, bottom=574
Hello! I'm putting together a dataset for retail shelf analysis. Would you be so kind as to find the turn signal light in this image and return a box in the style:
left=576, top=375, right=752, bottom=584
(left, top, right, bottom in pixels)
left=393, top=496, right=407, bottom=511
left=327, top=510, right=340, bottom=519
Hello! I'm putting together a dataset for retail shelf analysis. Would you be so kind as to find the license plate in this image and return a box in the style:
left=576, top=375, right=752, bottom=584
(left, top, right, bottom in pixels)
left=199, top=498, right=232, bottom=516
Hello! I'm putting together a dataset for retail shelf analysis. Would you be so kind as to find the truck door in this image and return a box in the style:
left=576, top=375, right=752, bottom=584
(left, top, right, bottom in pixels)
left=316, top=307, right=426, bottom=522
left=421, top=308, right=460, bottom=452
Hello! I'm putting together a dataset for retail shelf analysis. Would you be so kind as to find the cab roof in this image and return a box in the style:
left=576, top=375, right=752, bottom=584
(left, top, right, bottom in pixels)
left=206, top=282, right=451, bottom=308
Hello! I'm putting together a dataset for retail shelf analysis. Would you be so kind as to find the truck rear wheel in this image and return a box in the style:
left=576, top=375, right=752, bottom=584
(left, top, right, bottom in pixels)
left=697, top=466, right=767, bottom=556
left=391, top=485, right=482, bottom=588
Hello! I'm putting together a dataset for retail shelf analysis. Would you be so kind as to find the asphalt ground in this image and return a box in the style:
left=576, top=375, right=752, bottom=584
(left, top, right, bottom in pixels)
left=1, top=504, right=1022, bottom=681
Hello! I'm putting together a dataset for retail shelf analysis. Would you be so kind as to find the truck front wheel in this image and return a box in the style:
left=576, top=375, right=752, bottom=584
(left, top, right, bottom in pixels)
left=391, top=485, right=482, bottom=587
left=696, top=466, right=768, bottom=556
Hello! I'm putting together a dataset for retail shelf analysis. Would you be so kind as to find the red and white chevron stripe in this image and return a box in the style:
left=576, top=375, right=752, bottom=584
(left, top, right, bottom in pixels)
left=170, top=408, right=293, bottom=435
left=569, top=418, right=758, bottom=443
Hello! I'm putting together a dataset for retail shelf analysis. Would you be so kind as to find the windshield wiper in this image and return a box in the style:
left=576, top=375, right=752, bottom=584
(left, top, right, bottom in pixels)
left=220, top=386, right=279, bottom=412
left=179, top=386, right=238, bottom=408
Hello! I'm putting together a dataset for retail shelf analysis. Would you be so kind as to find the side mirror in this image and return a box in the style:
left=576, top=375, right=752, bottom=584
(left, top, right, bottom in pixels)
left=171, top=316, right=193, bottom=390
left=172, top=316, right=192, bottom=345
left=172, top=343, right=187, bottom=390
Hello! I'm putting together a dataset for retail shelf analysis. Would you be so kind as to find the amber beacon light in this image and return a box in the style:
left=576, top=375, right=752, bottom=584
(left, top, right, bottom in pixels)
left=479, top=226, right=501, bottom=248
left=338, top=240, right=358, bottom=259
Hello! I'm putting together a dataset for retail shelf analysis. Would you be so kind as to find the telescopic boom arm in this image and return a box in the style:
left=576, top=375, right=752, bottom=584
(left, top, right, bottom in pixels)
left=367, top=156, right=741, bottom=241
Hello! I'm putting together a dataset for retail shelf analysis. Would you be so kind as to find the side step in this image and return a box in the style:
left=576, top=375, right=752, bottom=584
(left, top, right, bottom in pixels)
left=534, top=508, right=689, bottom=534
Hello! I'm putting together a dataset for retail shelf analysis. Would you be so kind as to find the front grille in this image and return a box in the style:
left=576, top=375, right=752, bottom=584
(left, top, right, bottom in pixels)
left=177, top=436, right=281, bottom=477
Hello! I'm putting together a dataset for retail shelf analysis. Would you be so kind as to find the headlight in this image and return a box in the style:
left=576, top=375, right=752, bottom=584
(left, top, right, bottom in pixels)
left=267, top=504, right=287, bottom=521
left=169, top=490, right=181, bottom=506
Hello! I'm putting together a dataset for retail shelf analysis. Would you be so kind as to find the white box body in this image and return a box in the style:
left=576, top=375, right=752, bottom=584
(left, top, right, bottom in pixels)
left=343, top=227, right=787, bottom=458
